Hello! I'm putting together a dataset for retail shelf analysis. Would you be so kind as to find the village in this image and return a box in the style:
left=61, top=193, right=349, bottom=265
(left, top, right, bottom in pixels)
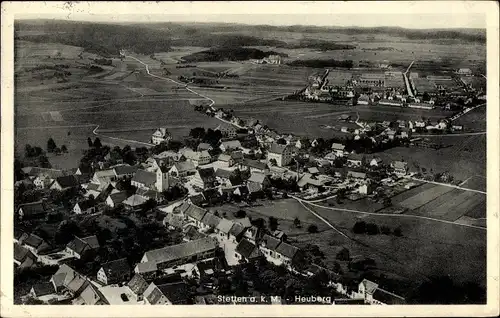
left=14, top=95, right=477, bottom=306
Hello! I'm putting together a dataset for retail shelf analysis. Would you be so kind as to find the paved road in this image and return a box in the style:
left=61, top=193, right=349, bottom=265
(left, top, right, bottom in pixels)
left=291, top=195, right=486, bottom=230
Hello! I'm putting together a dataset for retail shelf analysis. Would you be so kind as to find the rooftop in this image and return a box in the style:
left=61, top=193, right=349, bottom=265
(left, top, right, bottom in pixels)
left=143, top=237, right=218, bottom=265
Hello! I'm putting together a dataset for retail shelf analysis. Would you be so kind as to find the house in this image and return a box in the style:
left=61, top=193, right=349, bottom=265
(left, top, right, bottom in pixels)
left=200, top=212, right=222, bottom=231
left=452, top=125, right=464, bottom=131
left=65, top=235, right=100, bottom=259
left=192, top=168, right=216, bottom=190
left=23, top=234, right=50, bottom=256
left=215, top=168, right=233, bottom=186
left=391, top=161, right=408, bottom=176
left=169, top=161, right=196, bottom=177
left=347, top=170, right=367, bottom=180
left=97, top=258, right=132, bottom=285
left=217, top=154, right=234, bottom=167
left=387, top=130, right=396, bottom=140
left=76, top=282, right=109, bottom=305
left=151, top=128, right=172, bottom=145
left=307, top=167, right=320, bottom=175
left=123, top=194, right=148, bottom=209
left=215, top=218, right=235, bottom=241
left=194, top=258, right=227, bottom=280
left=355, top=279, right=406, bottom=304
left=73, top=200, right=96, bottom=215
left=456, top=68, right=473, bottom=76
left=188, top=193, right=207, bottom=207
left=238, top=159, right=268, bottom=173
left=143, top=281, right=190, bottom=305
left=358, top=182, right=374, bottom=195
left=215, top=122, right=237, bottom=138
left=50, top=264, right=78, bottom=293
left=357, top=94, right=370, bottom=105
left=33, top=169, right=65, bottom=189
left=29, top=282, right=56, bottom=302
left=228, top=222, right=247, bottom=243
left=331, top=143, right=346, bottom=157
left=274, top=242, right=304, bottom=268
left=183, top=224, right=207, bottom=242
left=127, top=274, right=149, bottom=300
left=182, top=149, right=211, bottom=167
left=247, top=172, right=271, bottom=190
left=18, top=200, right=46, bottom=220
left=197, top=143, right=213, bottom=152
left=272, top=230, right=287, bottom=241
left=259, top=234, right=282, bottom=264
left=341, top=127, right=349, bottom=133
left=243, top=225, right=262, bottom=244
left=14, top=230, right=29, bottom=245
left=131, top=170, right=156, bottom=189
left=140, top=237, right=218, bottom=270
left=134, top=262, right=158, bottom=280
left=235, top=239, right=263, bottom=262
left=347, top=153, right=364, bottom=167
left=267, top=143, right=294, bottom=167
left=184, top=203, right=208, bottom=228
left=112, top=165, right=138, bottom=180
left=105, top=191, right=129, bottom=208
left=75, top=165, right=92, bottom=176
left=230, top=151, right=244, bottom=164
left=50, top=175, right=80, bottom=191
left=297, top=173, right=333, bottom=191
left=369, top=157, right=382, bottom=167
left=92, top=169, right=117, bottom=184
left=14, top=243, right=36, bottom=269
left=219, top=140, right=242, bottom=152
left=415, top=120, right=426, bottom=128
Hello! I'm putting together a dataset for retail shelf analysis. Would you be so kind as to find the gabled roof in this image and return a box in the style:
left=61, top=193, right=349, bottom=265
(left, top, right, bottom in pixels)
left=268, top=143, right=289, bottom=154
left=143, top=237, right=218, bottom=265
left=221, top=140, right=242, bottom=149
left=156, top=282, right=190, bottom=304
left=347, top=170, right=367, bottom=179
left=275, top=242, right=300, bottom=259
left=174, top=201, right=191, bottom=214
left=100, top=258, right=131, bottom=282
left=184, top=225, right=207, bottom=241
left=23, top=233, right=45, bottom=248
left=241, top=159, right=267, bottom=171
left=235, top=239, right=262, bottom=259
left=247, top=182, right=263, bottom=193
left=372, top=287, right=406, bottom=304
left=185, top=204, right=207, bottom=222
left=201, top=212, right=222, bottom=228
left=75, top=200, right=96, bottom=211
left=123, top=194, right=148, bottom=207
left=188, top=194, right=206, bottom=206
left=135, top=261, right=158, bottom=274
left=197, top=143, right=212, bottom=151
left=216, top=218, right=235, bottom=234
left=53, top=175, right=80, bottom=188
left=173, top=161, right=196, bottom=173
left=361, top=279, right=379, bottom=294
left=51, top=264, right=76, bottom=288
left=331, top=143, right=346, bottom=151
left=107, top=191, right=128, bottom=205
left=248, top=172, right=267, bottom=184
left=215, top=168, right=233, bottom=179
left=196, top=167, right=216, bottom=183
left=66, top=235, right=99, bottom=255
left=347, top=153, right=364, bottom=161
left=32, top=282, right=56, bottom=297
left=127, top=274, right=149, bottom=295
left=14, top=243, right=35, bottom=263
left=18, top=201, right=46, bottom=216
left=229, top=222, right=246, bottom=237
left=260, top=234, right=282, bottom=250
left=113, top=165, right=138, bottom=176
left=131, top=170, right=156, bottom=186
left=217, top=154, right=232, bottom=162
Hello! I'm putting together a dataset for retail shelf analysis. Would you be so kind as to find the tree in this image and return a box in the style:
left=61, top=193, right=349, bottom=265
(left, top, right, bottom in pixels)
left=380, top=225, right=391, bottom=235
left=61, top=145, right=68, bottom=153
left=293, top=217, right=301, bottom=228
left=276, top=138, right=287, bottom=145
left=268, top=217, right=279, bottom=231
left=352, top=221, right=367, bottom=234
left=365, top=223, right=379, bottom=235
left=189, top=127, right=206, bottom=139
left=382, top=197, right=392, bottom=207
left=393, top=226, right=403, bottom=237
left=54, top=147, right=61, bottom=155
left=47, top=138, right=57, bottom=153
left=251, top=217, right=266, bottom=229
left=55, top=220, right=82, bottom=245
left=235, top=209, right=247, bottom=218
left=93, top=137, right=102, bottom=149
left=87, top=137, right=93, bottom=148
left=269, top=158, right=277, bottom=166
left=307, top=224, right=318, bottom=233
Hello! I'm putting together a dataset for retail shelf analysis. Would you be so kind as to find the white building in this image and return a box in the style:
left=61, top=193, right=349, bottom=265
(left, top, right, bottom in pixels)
left=267, top=143, right=294, bottom=167
left=151, top=128, right=172, bottom=145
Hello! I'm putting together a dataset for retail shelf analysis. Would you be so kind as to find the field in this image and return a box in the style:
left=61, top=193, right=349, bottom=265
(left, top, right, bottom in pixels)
left=453, top=106, right=486, bottom=131
left=301, top=202, right=486, bottom=290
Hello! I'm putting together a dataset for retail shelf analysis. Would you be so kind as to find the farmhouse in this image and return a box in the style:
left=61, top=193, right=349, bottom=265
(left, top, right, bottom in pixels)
left=347, top=153, right=364, bottom=167
left=215, top=123, right=237, bottom=138
left=238, top=159, right=268, bottom=173
left=369, top=157, right=383, bottom=167
left=219, top=140, right=242, bottom=152
left=151, top=128, right=172, bottom=145
left=127, top=274, right=150, bottom=299
left=181, top=149, right=211, bottom=167
left=65, top=235, right=100, bottom=259
left=347, top=170, right=367, bottom=180
left=391, top=161, right=408, bottom=176
left=216, top=154, right=234, bottom=167
left=378, top=99, right=402, bottom=107
left=192, top=168, right=216, bottom=190
left=50, top=175, right=80, bottom=191
left=14, top=244, right=36, bottom=269
left=105, top=191, right=128, bottom=208
left=140, top=237, right=218, bottom=270
left=29, top=282, right=56, bottom=302
left=143, top=281, right=190, bottom=305
left=131, top=170, right=156, bottom=189
left=267, top=143, right=294, bottom=167
left=97, top=258, right=132, bottom=285
left=18, top=200, right=47, bottom=220
left=184, top=203, right=208, bottom=228
left=235, top=239, right=263, bottom=262
left=73, top=200, right=97, bottom=214
left=134, top=262, right=158, bottom=280
left=123, top=194, right=148, bottom=209
left=22, top=234, right=50, bottom=256
left=331, top=143, right=346, bottom=157
left=355, top=279, right=405, bottom=305
left=169, top=161, right=196, bottom=177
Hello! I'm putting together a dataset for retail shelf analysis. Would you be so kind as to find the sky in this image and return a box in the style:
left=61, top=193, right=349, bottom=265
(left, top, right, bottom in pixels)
left=12, top=2, right=488, bottom=29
